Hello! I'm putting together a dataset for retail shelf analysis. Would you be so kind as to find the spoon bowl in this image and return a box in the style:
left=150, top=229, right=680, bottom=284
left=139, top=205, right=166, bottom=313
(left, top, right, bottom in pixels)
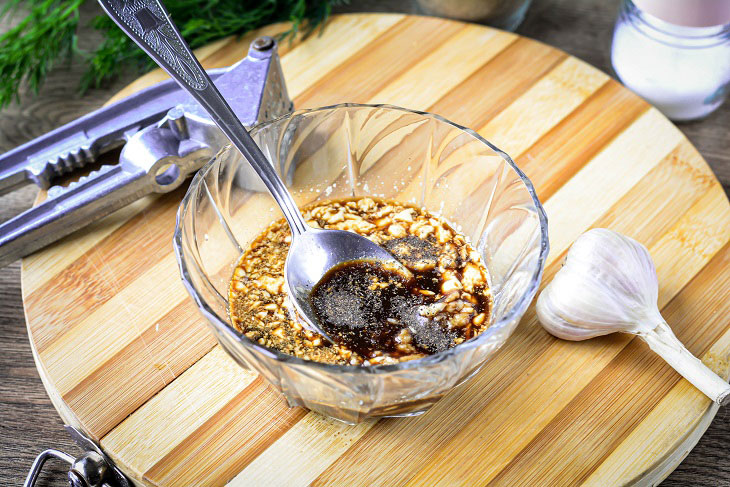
left=285, top=227, right=407, bottom=340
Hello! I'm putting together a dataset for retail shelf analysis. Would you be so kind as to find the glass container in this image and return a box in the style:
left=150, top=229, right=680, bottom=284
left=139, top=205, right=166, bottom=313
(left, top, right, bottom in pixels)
left=416, top=0, right=532, bottom=32
left=174, top=104, right=548, bottom=423
left=611, top=0, right=730, bottom=121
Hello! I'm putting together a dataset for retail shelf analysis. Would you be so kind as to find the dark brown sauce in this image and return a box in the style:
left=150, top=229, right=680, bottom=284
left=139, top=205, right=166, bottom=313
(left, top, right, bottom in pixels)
left=309, top=237, right=490, bottom=360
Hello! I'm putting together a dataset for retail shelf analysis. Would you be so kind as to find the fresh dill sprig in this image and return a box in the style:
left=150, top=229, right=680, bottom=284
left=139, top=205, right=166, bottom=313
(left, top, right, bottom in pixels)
left=0, top=0, right=83, bottom=106
left=0, top=0, right=342, bottom=108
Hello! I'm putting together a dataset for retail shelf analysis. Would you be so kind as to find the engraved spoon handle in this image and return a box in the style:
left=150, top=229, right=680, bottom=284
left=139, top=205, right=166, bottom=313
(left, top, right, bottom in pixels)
left=96, top=0, right=308, bottom=235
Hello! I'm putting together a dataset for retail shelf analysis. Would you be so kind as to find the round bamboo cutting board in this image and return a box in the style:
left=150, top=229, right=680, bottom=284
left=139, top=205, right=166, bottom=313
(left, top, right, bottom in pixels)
left=22, top=14, right=730, bottom=487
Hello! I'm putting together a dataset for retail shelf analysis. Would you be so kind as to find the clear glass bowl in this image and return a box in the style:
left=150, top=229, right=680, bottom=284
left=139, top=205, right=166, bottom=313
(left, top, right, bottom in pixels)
left=174, top=104, right=548, bottom=423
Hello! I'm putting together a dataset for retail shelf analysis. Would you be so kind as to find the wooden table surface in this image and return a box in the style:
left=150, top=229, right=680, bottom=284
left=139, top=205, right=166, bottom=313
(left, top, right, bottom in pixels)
left=1, top=1, right=727, bottom=485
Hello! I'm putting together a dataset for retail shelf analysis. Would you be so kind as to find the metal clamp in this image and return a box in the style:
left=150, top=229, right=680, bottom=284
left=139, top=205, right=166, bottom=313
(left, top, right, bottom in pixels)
left=24, top=426, right=130, bottom=487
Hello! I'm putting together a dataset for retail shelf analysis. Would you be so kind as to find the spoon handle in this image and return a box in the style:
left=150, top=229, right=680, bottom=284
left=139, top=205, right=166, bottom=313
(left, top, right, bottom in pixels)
left=97, top=0, right=308, bottom=235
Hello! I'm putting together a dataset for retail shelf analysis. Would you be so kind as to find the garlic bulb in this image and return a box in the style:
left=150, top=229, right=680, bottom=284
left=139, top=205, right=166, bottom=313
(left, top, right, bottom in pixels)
left=537, top=228, right=729, bottom=406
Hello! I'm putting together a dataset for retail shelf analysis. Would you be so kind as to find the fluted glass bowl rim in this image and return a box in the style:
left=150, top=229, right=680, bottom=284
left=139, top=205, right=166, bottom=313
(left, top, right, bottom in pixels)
left=173, top=103, right=549, bottom=375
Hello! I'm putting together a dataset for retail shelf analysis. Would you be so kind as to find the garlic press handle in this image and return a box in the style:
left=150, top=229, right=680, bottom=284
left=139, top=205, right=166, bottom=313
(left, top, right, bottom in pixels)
left=0, top=115, right=212, bottom=267
left=0, top=107, right=216, bottom=268
left=0, top=165, right=147, bottom=268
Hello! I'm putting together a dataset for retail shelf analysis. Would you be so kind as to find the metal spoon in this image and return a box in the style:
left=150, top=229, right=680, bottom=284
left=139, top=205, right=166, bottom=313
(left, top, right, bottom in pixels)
left=98, top=0, right=406, bottom=343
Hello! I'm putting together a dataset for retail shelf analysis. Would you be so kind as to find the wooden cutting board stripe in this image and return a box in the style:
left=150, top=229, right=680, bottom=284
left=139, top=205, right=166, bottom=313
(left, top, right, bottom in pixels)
left=427, top=37, right=563, bottom=125
left=63, top=298, right=217, bottom=435
left=293, top=18, right=465, bottom=108
left=516, top=81, right=649, bottom=201
left=363, top=26, right=517, bottom=108
left=26, top=189, right=187, bottom=352
left=22, top=14, right=729, bottom=487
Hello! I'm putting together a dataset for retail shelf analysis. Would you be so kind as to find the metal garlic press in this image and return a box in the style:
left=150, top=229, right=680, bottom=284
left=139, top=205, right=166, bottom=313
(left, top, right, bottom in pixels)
left=0, top=36, right=292, bottom=268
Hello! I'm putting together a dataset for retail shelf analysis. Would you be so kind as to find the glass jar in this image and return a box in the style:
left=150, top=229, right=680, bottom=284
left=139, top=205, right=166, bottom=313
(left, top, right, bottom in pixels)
left=611, top=0, right=730, bottom=121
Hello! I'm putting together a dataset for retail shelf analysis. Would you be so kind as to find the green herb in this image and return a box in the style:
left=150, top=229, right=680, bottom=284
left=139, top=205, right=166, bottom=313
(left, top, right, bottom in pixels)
left=0, top=0, right=341, bottom=108
left=0, top=0, right=84, bottom=106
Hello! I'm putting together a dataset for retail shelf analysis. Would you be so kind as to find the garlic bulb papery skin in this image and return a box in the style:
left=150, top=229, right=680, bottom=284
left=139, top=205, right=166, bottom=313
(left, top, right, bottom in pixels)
left=537, top=228, right=729, bottom=407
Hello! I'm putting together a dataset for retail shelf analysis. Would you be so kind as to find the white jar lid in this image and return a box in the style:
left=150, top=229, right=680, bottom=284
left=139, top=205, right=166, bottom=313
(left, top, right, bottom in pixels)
left=633, top=0, right=730, bottom=27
